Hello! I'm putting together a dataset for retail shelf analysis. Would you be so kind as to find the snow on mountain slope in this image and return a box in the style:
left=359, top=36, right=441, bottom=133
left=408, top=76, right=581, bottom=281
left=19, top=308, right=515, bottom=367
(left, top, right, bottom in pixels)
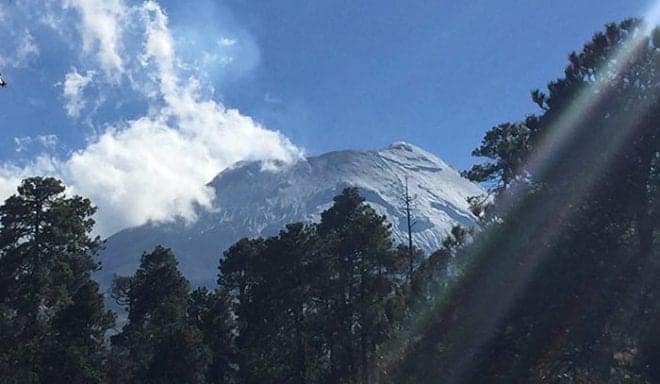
left=98, top=142, right=484, bottom=288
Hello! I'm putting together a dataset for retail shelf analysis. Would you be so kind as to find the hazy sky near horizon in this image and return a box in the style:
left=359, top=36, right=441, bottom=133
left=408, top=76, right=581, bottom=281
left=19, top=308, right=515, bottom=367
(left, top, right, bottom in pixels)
left=0, top=0, right=654, bottom=234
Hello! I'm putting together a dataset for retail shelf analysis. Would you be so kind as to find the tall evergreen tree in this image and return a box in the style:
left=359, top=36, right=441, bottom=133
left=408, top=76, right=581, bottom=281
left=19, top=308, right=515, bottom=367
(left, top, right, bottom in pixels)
left=395, top=20, right=659, bottom=383
left=219, top=224, right=320, bottom=383
left=263, top=223, right=318, bottom=384
left=0, top=177, right=114, bottom=384
left=219, top=188, right=403, bottom=384
left=189, top=287, right=237, bottom=384
left=110, top=246, right=209, bottom=384
left=317, top=187, right=399, bottom=383
left=218, top=237, right=268, bottom=384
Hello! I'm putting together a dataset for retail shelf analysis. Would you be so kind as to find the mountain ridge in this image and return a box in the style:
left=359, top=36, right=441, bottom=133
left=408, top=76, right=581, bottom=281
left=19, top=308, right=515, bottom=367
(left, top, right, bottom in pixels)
left=98, top=142, right=484, bottom=288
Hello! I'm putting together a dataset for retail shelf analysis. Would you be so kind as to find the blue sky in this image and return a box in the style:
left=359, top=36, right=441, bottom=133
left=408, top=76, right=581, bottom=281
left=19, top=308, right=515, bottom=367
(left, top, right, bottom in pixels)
left=0, top=0, right=654, bottom=235
left=221, top=0, right=652, bottom=167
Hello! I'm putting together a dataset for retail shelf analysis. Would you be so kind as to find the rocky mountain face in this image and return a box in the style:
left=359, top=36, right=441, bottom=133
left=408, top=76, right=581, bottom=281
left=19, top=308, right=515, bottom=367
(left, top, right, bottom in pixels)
left=98, top=142, right=484, bottom=288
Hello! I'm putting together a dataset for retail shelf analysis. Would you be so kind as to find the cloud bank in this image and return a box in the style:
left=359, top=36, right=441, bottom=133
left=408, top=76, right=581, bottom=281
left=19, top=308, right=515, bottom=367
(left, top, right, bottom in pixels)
left=0, top=0, right=301, bottom=236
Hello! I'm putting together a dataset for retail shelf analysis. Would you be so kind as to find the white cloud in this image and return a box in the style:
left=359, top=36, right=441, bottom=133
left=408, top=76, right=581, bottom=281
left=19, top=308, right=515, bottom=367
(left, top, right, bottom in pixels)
left=0, top=29, right=40, bottom=68
left=62, top=0, right=127, bottom=78
left=14, top=134, right=59, bottom=152
left=218, top=37, right=237, bottom=47
left=0, top=0, right=302, bottom=237
left=0, top=165, right=28, bottom=201
left=16, top=30, right=39, bottom=64
left=63, top=69, right=94, bottom=117
left=0, top=156, right=60, bottom=202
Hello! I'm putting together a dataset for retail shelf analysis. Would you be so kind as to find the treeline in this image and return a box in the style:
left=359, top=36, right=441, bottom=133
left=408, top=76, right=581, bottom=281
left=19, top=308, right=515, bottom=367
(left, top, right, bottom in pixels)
left=393, top=19, right=659, bottom=383
left=0, top=178, right=465, bottom=384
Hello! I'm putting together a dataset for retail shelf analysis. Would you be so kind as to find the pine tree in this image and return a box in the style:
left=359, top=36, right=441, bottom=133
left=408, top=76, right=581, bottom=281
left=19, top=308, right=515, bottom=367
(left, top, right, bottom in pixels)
left=395, top=20, right=659, bottom=383
left=218, top=237, right=268, bottom=384
left=189, top=287, right=236, bottom=384
left=218, top=188, right=402, bottom=384
left=441, top=224, right=469, bottom=254
left=318, top=187, right=398, bottom=383
left=219, top=224, right=320, bottom=383
left=262, top=223, right=317, bottom=384
left=110, top=246, right=209, bottom=384
left=0, top=177, right=114, bottom=383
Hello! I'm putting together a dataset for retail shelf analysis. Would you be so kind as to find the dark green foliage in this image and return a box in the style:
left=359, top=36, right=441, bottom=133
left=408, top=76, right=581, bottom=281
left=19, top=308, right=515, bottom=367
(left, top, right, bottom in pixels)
left=189, top=287, right=237, bottom=384
left=0, top=179, right=466, bottom=384
left=463, top=122, right=532, bottom=190
left=0, top=177, right=114, bottom=383
left=109, top=246, right=210, bottom=384
left=394, top=19, right=659, bottom=383
left=441, top=225, right=469, bottom=253
left=409, top=248, right=450, bottom=305
left=219, top=188, right=404, bottom=384
left=317, top=188, right=400, bottom=384
left=218, top=238, right=268, bottom=384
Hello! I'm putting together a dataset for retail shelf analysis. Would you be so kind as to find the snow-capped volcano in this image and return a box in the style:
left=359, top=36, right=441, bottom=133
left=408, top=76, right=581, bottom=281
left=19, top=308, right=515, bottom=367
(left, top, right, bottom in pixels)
left=98, top=142, right=484, bottom=287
